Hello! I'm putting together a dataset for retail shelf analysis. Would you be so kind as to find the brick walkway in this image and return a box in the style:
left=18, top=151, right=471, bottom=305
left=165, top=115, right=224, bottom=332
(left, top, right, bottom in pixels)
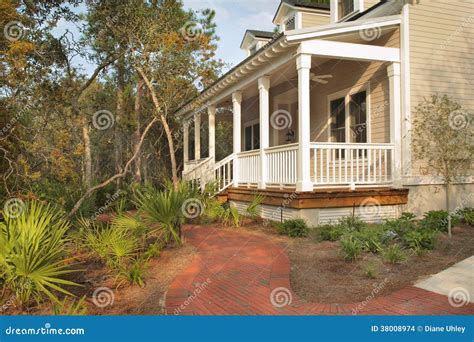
left=166, top=226, right=474, bottom=315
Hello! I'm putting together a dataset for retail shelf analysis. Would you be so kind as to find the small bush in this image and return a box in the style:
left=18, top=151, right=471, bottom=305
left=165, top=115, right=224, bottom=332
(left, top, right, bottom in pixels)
left=382, top=244, right=406, bottom=264
left=419, top=210, right=459, bottom=232
left=277, top=219, right=309, bottom=238
left=383, top=212, right=417, bottom=237
left=363, top=262, right=377, bottom=279
left=317, top=223, right=346, bottom=241
left=340, top=234, right=363, bottom=261
left=338, top=216, right=366, bottom=232
left=402, top=229, right=438, bottom=250
left=456, top=207, right=474, bottom=226
left=353, top=226, right=385, bottom=253
left=246, top=193, right=265, bottom=218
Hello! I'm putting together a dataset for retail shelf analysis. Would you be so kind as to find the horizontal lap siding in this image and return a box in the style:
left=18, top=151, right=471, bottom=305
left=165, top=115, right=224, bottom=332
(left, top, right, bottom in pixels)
left=301, top=13, right=330, bottom=28
left=408, top=0, right=474, bottom=176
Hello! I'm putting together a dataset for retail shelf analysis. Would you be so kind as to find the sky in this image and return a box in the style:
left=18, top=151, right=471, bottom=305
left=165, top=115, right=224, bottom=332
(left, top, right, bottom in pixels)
left=53, top=0, right=279, bottom=75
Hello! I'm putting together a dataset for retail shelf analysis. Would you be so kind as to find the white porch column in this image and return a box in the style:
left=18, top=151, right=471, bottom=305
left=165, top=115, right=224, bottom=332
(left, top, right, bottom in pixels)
left=232, top=92, right=242, bottom=187
left=388, top=62, right=402, bottom=187
left=258, top=76, right=270, bottom=189
left=296, top=54, right=313, bottom=192
left=194, top=112, right=201, bottom=160
left=183, top=121, right=189, bottom=169
left=208, top=105, right=216, bottom=161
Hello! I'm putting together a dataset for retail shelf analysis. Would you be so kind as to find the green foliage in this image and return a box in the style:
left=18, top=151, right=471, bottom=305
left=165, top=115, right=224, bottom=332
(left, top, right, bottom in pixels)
left=118, top=259, right=147, bottom=288
left=420, top=210, right=459, bottom=232
left=339, top=234, right=363, bottom=261
left=317, top=223, right=347, bottom=241
left=363, top=262, right=377, bottom=279
left=277, top=219, right=309, bottom=238
left=203, top=200, right=240, bottom=227
left=382, top=244, right=406, bottom=264
left=134, top=186, right=187, bottom=245
left=0, top=201, right=79, bottom=305
left=402, top=229, right=438, bottom=250
left=53, top=296, right=88, bottom=315
left=353, top=226, right=384, bottom=254
left=455, top=207, right=474, bottom=226
left=246, top=193, right=265, bottom=218
left=80, top=222, right=139, bottom=270
left=383, top=212, right=417, bottom=236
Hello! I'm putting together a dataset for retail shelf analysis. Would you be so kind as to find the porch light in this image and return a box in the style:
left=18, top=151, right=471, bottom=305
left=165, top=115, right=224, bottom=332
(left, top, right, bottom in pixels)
left=286, top=129, right=295, bottom=142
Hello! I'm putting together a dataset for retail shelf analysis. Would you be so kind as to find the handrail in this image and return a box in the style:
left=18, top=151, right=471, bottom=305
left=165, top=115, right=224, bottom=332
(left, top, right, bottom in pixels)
left=183, top=156, right=213, bottom=175
left=311, top=142, right=394, bottom=148
left=264, top=143, right=298, bottom=153
left=237, top=149, right=260, bottom=157
left=214, top=153, right=235, bottom=170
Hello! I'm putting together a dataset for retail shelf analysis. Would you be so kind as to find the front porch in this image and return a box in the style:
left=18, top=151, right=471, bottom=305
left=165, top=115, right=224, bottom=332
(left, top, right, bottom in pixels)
left=180, top=19, right=403, bottom=195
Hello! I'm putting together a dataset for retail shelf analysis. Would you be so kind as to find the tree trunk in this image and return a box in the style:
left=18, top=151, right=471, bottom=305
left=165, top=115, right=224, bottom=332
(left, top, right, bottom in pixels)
left=136, top=67, right=179, bottom=189
left=82, top=118, right=92, bottom=189
left=115, top=54, right=125, bottom=186
left=133, top=77, right=143, bottom=182
left=446, top=182, right=452, bottom=237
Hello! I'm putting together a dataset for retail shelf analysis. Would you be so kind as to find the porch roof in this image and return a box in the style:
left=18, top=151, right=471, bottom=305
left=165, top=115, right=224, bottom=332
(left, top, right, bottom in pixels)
left=176, top=15, right=401, bottom=118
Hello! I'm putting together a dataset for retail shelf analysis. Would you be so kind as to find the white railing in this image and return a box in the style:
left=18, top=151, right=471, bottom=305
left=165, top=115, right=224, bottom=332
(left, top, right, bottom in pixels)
left=214, top=154, right=235, bottom=192
left=182, top=157, right=213, bottom=185
left=310, top=142, right=394, bottom=188
left=237, top=150, right=260, bottom=186
left=265, top=143, right=298, bottom=188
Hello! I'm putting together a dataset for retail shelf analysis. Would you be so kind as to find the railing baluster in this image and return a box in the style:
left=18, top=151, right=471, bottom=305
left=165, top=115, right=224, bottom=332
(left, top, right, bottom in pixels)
left=368, top=148, right=371, bottom=183
left=338, top=148, right=342, bottom=183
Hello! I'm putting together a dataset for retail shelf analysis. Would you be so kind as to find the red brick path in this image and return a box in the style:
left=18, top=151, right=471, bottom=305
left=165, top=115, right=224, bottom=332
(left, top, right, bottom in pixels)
left=166, top=226, right=474, bottom=315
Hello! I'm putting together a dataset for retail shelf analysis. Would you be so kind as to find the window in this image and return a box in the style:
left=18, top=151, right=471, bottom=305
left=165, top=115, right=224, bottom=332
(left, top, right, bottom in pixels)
left=329, top=89, right=368, bottom=144
left=244, top=122, right=260, bottom=151
left=338, top=0, right=355, bottom=20
left=349, top=91, right=367, bottom=143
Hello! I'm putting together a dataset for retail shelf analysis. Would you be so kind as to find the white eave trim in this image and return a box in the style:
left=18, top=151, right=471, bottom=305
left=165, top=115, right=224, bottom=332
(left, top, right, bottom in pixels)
left=286, top=15, right=402, bottom=41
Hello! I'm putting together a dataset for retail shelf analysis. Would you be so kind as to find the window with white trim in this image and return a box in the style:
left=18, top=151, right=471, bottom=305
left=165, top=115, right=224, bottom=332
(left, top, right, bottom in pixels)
left=329, top=89, right=368, bottom=143
left=244, top=121, right=260, bottom=151
left=337, top=0, right=355, bottom=20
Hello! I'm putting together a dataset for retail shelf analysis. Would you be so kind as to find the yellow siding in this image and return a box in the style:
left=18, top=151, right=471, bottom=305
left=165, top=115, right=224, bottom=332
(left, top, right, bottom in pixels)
left=408, top=0, right=474, bottom=176
left=364, top=0, right=380, bottom=10
left=301, top=13, right=330, bottom=28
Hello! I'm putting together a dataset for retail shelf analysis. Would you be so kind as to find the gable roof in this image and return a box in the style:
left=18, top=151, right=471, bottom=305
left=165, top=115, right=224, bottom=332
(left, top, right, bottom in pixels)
left=240, top=29, right=275, bottom=50
left=273, top=0, right=330, bottom=24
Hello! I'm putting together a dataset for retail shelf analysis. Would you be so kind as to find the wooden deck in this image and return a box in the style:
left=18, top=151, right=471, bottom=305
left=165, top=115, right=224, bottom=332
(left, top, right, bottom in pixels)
left=226, top=187, right=409, bottom=209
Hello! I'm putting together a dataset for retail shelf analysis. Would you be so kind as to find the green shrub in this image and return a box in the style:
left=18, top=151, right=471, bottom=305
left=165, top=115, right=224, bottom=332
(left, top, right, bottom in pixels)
left=317, top=223, right=347, bottom=241
left=383, top=212, right=417, bottom=237
left=402, top=229, right=438, bottom=250
left=0, top=201, right=79, bottom=305
left=338, top=216, right=366, bottom=232
left=455, top=207, right=474, bottom=226
left=363, top=262, right=377, bottom=279
left=81, top=223, right=139, bottom=270
left=204, top=200, right=240, bottom=227
left=277, top=219, right=309, bottom=238
left=53, top=296, right=88, bottom=315
left=354, top=226, right=384, bottom=253
left=419, top=210, right=459, bottom=232
left=118, top=259, right=147, bottom=287
left=382, top=244, right=406, bottom=264
left=340, top=234, right=363, bottom=261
